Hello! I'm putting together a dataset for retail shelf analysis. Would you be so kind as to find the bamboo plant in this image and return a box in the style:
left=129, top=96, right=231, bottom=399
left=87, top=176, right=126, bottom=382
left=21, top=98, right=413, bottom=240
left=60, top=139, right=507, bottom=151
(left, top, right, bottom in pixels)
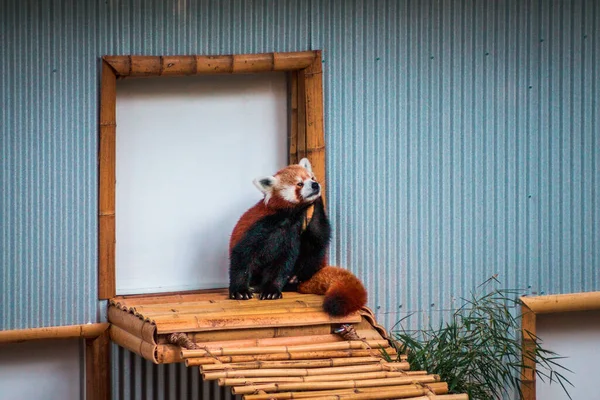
left=387, top=277, right=573, bottom=400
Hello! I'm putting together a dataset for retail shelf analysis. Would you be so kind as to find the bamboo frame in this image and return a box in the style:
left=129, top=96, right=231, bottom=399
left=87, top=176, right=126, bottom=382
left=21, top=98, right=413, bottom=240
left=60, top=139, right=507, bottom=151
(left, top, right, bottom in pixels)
left=85, top=329, right=111, bottom=400
left=0, top=324, right=111, bottom=400
left=0, top=323, right=109, bottom=344
left=98, top=51, right=325, bottom=299
left=519, top=291, right=600, bottom=400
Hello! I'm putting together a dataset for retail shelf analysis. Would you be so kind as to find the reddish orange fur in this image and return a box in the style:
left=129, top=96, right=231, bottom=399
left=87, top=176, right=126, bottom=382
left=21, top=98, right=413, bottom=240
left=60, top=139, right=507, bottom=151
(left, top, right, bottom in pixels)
left=230, top=162, right=367, bottom=317
left=298, top=266, right=368, bottom=317
left=229, top=201, right=276, bottom=252
left=229, top=164, right=314, bottom=252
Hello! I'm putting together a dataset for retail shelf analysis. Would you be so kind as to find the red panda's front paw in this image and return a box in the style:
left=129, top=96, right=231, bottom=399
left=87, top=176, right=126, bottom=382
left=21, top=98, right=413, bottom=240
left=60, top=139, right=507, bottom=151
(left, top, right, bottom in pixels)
left=259, top=284, right=283, bottom=300
left=229, top=287, right=254, bottom=300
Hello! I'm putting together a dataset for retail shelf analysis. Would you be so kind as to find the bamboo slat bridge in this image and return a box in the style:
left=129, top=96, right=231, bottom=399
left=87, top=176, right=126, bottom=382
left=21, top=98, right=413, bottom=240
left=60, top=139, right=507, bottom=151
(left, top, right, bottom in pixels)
left=108, top=289, right=468, bottom=399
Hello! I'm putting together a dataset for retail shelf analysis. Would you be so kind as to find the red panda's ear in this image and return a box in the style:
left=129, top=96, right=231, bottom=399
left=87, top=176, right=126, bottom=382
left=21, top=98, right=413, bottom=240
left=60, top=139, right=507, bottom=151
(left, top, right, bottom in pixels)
left=299, top=158, right=313, bottom=174
left=253, top=176, right=277, bottom=195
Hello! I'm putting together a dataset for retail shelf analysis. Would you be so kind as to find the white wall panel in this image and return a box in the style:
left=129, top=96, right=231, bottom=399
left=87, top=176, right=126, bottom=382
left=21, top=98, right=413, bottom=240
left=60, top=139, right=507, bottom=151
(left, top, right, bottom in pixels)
left=0, top=340, right=82, bottom=400
left=537, top=311, right=600, bottom=399
left=115, top=74, right=288, bottom=294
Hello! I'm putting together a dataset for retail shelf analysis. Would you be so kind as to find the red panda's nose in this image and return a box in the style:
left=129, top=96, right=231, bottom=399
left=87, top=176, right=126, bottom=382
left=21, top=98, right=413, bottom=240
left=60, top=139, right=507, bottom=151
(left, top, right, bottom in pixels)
left=311, top=182, right=320, bottom=191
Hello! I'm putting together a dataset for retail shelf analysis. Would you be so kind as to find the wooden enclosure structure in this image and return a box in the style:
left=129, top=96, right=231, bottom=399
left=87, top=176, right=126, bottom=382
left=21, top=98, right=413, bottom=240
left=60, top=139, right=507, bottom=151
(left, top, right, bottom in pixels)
left=108, top=289, right=468, bottom=400
left=98, top=50, right=468, bottom=399
left=98, top=50, right=326, bottom=300
left=520, top=291, right=600, bottom=400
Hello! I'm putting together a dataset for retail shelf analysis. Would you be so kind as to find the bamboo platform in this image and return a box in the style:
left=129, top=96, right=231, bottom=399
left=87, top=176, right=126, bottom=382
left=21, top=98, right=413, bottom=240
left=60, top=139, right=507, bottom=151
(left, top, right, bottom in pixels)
left=108, top=289, right=468, bottom=400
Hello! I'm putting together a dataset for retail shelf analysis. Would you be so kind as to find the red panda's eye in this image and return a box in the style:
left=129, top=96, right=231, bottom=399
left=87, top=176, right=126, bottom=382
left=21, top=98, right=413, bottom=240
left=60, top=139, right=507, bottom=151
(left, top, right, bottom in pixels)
left=297, top=182, right=304, bottom=188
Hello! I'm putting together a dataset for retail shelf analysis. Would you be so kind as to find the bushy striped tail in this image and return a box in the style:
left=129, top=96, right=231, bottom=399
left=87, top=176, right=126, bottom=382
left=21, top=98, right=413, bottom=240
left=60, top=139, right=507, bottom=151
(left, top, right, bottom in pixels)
left=298, top=266, right=367, bottom=317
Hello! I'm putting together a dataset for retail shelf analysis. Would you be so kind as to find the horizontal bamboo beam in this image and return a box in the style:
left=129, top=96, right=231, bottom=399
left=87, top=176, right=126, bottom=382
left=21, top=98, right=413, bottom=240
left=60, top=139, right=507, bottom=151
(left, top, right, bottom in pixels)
left=167, top=324, right=333, bottom=345
left=189, top=334, right=344, bottom=351
left=520, top=291, right=600, bottom=314
left=103, top=52, right=318, bottom=77
left=134, top=299, right=325, bottom=317
left=243, top=382, right=448, bottom=400
left=0, top=323, right=109, bottom=344
left=205, top=362, right=410, bottom=380
left=181, top=340, right=390, bottom=358
left=200, top=357, right=386, bottom=371
left=154, top=311, right=361, bottom=334
left=147, top=306, right=325, bottom=320
left=221, top=371, right=413, bottom=386
left=185, top=349, right=395, bottom=366
left=112, top=287, right=228, bottom=303
left=232, top=374, right=440, bottom=395
left=242, top=382, right=449, bottom=399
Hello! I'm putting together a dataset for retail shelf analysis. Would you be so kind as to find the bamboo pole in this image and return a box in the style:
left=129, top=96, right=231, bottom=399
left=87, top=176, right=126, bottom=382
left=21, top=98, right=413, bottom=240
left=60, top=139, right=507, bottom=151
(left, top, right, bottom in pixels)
left=273, top=52, right=318, bottom=71
left=187, top=334, right=345, bottom=351
left=0, top=323, right=109, bottom=344
left=242, top=389, right=421, bottom=400
left=220, top=371, right=412, bottom=386
left=109, top=325, right=157, bottom=363
left=296, top=68, right=307, bottom=161
left=281, top=393, right=465, bottom=400
left=521, top=291, right=600, bottom=314
left=200, top=357, right=389, bottom=371
left=289, top=71, right=299, bottom=164
left=520, top=303, right=536, bottom=400
left=301, top=50, right=326, bottom=206
left=98, top=60, right=117, bottom=300
left=114, top=289, right=320, bottom=303
left=243, top=383, right=449, bottom=400
left=85, top=330, right=111, bottom=400
left=185, top=349, right=394, bottom=366
left=154, top=311, right=361, bottom=334
left=181, top=340, right=390, bottom=358
left=161, top=55, right=197, bottom=76
left=154, top=344, right=185, bottom=364
left=273, top=324, right=335, bottom=338
left=144, top=306, right=325, bottom=320
left=167, top=324, right=333, bottom=345
left=232, top=374, right=440, bottom=395
left=111, top=287, right=228, bottom=304
left=182, top=327, right=281, bottom=344
left=107, top=306, right=157, bottom=344
left=204, top=362, right=409, bottom=380
left=133, top=297, right=325, bottom=316
left=103, top=52, right=317, bottom=77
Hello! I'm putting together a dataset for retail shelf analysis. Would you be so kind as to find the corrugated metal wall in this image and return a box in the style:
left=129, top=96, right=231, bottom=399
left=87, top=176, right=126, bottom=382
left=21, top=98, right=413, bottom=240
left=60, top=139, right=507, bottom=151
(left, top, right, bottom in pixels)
left=111, top=344, right=238, bottom=400
left=1, top=0, right=599, bottom=398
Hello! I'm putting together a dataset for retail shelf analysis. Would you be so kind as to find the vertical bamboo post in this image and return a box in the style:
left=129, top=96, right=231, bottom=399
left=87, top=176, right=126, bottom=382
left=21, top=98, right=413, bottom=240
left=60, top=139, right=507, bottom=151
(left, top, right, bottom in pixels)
left=302, top=51, right=326, bottom=204
left=288, top=72, right=299, bottom=165
left=296, top=69, right=307, bottom=162
left=98, top=60, right=117, bottom=299
left=521, top=304, right=536, bottom=400
left=86, top=329, right=111, bottom=400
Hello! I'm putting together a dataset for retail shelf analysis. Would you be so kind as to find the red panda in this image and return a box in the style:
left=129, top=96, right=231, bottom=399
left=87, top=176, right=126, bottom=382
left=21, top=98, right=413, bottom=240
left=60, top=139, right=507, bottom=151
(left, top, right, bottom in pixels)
left=229, top=158, right=367, bottom=317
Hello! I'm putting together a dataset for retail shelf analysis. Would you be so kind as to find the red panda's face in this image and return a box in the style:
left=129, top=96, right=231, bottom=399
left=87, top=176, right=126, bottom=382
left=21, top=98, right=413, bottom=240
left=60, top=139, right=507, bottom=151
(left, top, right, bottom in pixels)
left=253, top=158, right=321, bottom=208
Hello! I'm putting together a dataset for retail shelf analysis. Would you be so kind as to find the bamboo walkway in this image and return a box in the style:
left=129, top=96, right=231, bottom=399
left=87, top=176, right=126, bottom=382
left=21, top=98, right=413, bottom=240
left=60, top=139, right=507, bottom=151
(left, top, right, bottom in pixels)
left=108, top=289, right=468, bottom=400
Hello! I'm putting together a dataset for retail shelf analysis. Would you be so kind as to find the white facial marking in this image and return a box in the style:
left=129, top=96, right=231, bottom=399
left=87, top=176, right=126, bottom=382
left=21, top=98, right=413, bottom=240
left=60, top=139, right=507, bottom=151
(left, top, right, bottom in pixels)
left=280, top=185, right=299, bottom=203
left=300, top=178, right=320, bottom=201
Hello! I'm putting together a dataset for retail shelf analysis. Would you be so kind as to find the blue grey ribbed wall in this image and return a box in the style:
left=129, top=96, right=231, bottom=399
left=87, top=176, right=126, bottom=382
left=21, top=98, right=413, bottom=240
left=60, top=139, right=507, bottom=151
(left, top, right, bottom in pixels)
left=1, top=0, right=599, bottom=398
